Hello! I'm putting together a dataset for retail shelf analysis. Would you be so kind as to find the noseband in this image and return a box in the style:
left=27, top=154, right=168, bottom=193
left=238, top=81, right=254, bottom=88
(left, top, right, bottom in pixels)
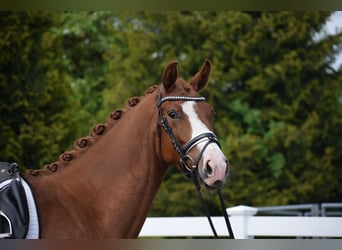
left=156, top=87, right=235, bottom=239
left=157, top=88, right=220, bottom=176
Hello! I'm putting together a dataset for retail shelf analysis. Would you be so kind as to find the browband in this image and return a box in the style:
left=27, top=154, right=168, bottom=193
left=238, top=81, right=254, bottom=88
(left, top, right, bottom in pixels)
left=157, top=91, right=206, bottom=108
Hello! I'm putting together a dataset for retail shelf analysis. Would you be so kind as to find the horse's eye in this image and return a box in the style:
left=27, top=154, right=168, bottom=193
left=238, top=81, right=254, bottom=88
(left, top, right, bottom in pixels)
left=168, top=110, right=179, bottom=119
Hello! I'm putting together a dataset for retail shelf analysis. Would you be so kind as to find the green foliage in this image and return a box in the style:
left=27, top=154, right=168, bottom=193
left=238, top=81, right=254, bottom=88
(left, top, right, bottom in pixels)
left=218, top=12, right=342, bottom=207
left=57, top=11, right=118, bottom=136
left=1, top=11, right=341, bottom=215
left=0, top=12, right=77, bottom=169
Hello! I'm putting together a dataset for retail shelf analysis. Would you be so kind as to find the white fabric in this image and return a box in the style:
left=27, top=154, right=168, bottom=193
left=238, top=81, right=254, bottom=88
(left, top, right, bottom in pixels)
left=21, top=178, right=39, bottom=239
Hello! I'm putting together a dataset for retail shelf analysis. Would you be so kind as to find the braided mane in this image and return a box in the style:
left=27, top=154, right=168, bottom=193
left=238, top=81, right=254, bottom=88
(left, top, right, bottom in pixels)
left=27, top=85, right=159, bottom=177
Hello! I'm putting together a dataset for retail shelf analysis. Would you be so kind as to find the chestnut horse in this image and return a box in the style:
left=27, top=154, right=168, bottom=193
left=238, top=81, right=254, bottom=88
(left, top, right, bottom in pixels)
left=24, top=59, right=229, bottom=238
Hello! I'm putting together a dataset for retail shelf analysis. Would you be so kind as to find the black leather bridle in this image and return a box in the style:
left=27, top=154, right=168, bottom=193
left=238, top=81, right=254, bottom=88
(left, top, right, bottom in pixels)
left=157, top=88, right=220, bottom=176
left=156, top=87, right=235, bottom=239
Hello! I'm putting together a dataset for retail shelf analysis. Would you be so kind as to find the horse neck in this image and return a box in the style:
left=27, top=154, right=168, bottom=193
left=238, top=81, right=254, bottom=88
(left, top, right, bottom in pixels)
left=28, top=90, right=168, bottom=238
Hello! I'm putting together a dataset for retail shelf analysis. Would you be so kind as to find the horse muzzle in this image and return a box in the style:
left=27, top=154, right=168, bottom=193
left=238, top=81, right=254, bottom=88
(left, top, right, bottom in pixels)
left=197, top=145, right=229, bottom=189
left=179, top=136, right=229, bottom=189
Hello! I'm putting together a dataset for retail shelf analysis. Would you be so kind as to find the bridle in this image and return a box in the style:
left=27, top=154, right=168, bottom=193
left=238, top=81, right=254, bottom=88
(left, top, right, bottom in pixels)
left=156, top=87, right=235, bottom=239
left=157, top=89, right=219, bottom=176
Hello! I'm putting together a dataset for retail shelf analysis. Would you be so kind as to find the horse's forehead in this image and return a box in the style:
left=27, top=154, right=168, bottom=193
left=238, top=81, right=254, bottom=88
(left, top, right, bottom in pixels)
left=172, top=79, right=194, bottom=95
left=166, top=79, right=212, bottom=120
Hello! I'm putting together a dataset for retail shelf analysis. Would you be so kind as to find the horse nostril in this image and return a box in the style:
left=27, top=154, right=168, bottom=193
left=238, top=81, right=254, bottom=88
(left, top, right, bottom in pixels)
left=213, top=180, right=223, bottom=188
left=225, top=159, right=230, bottom=176
left=205, top=162, right=213, bottom=176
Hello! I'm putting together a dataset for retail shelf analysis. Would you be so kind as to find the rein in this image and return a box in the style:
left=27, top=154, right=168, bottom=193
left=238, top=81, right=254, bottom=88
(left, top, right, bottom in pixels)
left=156, top=88, right=235, bottom=239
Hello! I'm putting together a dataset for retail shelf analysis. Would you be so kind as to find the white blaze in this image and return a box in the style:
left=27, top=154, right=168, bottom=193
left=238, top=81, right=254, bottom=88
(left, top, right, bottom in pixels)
left=181, top=101, right=211, bottom=139
left=181, top=101, right=227, bottom=184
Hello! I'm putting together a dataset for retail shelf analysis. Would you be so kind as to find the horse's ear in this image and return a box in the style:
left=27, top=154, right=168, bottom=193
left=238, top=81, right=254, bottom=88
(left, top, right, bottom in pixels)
left=190, top=59, right=212, bottom=92
left=162, top=61, right=178, bottom=93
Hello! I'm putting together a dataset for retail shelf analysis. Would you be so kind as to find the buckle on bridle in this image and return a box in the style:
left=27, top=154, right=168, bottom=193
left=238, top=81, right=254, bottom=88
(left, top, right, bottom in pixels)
left=181, top=132, right=221, bottom=177
left=179, top=155, right=196, bottom=174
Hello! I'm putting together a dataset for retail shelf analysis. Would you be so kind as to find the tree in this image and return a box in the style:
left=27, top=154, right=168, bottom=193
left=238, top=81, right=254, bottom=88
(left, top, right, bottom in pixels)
left=57, top=11, right=118, bottom=137
left=216, top=11, right=342, bottom=206
left=0, top=12, right=76, bottom=169
left=100, top=11, right=342, bottom=214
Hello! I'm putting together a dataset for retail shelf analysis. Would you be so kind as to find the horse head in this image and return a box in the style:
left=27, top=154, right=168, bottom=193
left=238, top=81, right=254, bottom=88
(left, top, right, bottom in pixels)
left=157, top=59, right=229, bottom=189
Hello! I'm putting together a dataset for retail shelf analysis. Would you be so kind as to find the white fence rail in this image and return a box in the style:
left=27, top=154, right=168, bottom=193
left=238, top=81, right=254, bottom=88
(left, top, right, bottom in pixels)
left=139, top=205, right=342, bottom=238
